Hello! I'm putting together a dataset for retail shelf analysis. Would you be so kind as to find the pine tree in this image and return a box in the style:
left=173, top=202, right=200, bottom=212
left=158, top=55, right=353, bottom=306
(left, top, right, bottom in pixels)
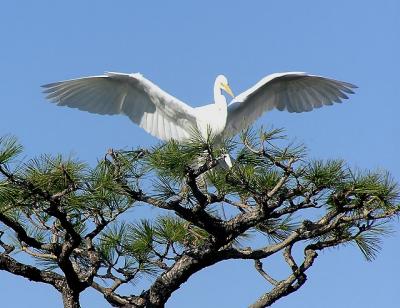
left=0, top=129, right=398, bottom=308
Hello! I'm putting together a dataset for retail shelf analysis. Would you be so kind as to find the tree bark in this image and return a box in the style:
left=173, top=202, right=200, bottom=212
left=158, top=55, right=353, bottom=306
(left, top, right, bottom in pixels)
left=146, top=248, right=223, bottom=308
left=61, top=286, right=81, bottom=308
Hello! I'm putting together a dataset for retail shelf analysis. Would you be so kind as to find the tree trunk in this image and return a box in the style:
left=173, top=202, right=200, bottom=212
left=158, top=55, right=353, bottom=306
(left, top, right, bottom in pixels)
left=146, top=250, right=221, bottom=308
left=61, top=286, right=81, bottom=308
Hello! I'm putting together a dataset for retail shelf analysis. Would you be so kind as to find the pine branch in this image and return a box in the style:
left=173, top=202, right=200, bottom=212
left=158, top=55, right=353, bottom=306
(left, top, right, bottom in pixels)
left=0, top=253, right=63, bottom=287
left=1, top=129, right=399, bottom=308
left=254, top=259, right=279, bottom=286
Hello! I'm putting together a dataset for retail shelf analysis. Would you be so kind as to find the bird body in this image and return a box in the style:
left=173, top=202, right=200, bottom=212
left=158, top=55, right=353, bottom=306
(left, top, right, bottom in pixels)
left=194, top=103, right=227, bottom=139
left=42, top=71, right=356, bottom=141
left=194, top=75, right=230, bottom=139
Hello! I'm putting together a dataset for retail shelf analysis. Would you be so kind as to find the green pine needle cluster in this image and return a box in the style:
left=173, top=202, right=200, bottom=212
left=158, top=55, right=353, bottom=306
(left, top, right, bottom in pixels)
left=0, top=127, right=399, bottom=306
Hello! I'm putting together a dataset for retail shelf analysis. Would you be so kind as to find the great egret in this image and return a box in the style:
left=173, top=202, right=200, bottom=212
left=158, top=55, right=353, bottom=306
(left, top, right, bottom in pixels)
left=42, top=72, right=356, bottom=141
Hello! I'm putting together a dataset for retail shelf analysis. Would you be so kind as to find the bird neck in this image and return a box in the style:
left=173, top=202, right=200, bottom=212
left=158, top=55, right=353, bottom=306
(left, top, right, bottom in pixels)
left=214, top=87, right=227, bottom=108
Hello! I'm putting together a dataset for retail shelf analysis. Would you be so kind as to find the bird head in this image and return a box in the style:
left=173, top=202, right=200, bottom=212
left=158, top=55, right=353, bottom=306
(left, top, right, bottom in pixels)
left=216, top=75, right=234, bottom=98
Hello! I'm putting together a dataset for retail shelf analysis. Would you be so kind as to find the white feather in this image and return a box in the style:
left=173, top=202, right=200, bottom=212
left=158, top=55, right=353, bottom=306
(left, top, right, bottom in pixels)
left=43, top=71, right=356, bottom=142
left=43, top=72, right=197, bottom=141
left=225, top=72, right=356, bottom=137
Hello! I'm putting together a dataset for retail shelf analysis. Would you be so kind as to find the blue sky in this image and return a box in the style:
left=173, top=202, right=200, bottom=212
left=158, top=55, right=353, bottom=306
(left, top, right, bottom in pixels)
left=0, top=1, right=399, bottom=307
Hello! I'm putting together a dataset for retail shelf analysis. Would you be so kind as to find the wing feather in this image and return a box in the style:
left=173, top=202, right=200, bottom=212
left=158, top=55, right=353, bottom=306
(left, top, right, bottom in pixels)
left=42, top=72, right=197, bottom=141
left=225, top=72, right=356, bottom=136
left=307, top=87, right=325, bottom=108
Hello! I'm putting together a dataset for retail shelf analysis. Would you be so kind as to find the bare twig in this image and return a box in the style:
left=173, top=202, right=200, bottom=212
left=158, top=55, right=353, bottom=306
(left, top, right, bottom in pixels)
left=254, top=259, right=279, bottom=286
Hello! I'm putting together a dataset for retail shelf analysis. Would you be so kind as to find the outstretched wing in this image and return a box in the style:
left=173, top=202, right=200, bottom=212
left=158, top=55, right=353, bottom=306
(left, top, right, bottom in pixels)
left=225, top=72, right=357, bottom=137
left=42, top=72, right=197, bottom=141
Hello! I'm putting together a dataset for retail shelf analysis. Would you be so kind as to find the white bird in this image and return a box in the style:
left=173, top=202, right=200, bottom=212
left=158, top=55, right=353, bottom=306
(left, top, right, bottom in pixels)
left=42, top=72, right=356, bottom=141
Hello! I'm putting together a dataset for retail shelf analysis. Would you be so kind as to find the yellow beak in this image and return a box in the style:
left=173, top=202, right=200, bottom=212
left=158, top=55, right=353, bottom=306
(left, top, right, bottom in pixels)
left=222, top=83, right=234, bottom=98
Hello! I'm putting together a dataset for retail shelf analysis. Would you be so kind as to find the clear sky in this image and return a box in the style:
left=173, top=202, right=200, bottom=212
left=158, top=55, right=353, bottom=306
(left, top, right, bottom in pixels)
left=0, top=1, right=399, bottom=307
